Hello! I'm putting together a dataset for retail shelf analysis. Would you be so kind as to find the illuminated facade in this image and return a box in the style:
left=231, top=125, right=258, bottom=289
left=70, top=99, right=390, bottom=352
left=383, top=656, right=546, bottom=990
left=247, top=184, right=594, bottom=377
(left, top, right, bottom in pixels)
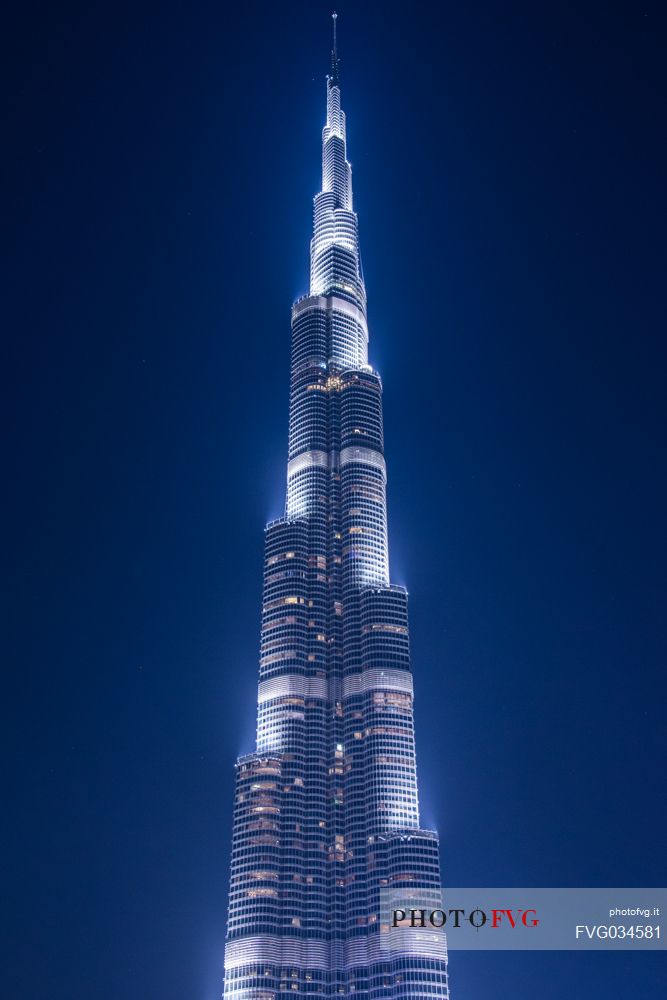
left=224, top=16, right=449, bottom=999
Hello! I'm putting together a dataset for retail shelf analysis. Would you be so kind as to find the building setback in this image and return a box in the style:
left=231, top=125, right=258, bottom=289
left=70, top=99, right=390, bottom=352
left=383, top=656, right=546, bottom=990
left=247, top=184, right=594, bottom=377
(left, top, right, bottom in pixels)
left=224, top=16, right=450, bottom=1000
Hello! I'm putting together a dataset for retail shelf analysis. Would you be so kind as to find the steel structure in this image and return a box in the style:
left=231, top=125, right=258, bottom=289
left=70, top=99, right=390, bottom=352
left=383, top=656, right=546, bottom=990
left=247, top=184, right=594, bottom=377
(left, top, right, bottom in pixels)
left=223, top=17, right=450, bottom=999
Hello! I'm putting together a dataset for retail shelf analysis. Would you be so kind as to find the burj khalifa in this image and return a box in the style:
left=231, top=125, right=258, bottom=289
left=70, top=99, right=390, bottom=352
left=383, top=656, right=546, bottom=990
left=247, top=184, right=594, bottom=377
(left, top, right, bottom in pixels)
left=223, top=16, right=450, bottom=999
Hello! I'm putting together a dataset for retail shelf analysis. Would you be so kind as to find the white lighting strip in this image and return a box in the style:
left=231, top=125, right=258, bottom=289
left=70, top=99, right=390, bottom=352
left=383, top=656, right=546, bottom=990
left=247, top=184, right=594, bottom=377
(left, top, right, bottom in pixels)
left=258, top=674, right=328, bottom=703
left=340, top=446, right=387, bottom=477
left=224, top=935, right=330, bottom=971
left=342, top=668, right=413, bottom=697
left=287, top=450, right=329, bottom=478
left=291, top=294, right=368, bottom=335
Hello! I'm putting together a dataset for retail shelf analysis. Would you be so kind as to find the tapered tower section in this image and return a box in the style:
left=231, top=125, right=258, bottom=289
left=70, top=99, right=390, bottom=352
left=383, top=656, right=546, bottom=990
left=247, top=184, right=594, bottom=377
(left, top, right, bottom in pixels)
left=223, top=16, right=450, bottom=999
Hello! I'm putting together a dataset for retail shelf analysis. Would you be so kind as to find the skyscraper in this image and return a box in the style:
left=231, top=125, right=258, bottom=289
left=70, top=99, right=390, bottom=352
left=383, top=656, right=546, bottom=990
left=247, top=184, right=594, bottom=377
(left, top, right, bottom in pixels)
left=223, top=16, right=450, bottom=999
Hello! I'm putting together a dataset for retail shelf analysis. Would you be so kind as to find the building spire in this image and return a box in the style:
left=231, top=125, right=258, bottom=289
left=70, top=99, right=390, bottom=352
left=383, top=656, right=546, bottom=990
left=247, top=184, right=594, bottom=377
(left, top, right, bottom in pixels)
left=330, top=12, right=340, bottom=85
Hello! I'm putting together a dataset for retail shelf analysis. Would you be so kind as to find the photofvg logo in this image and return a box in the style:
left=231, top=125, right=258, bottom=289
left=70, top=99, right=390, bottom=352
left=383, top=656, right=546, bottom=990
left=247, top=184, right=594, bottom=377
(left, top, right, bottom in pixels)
left=380, top=888, right=666, bottom=951
left=392, top=906, right=539, bottom=930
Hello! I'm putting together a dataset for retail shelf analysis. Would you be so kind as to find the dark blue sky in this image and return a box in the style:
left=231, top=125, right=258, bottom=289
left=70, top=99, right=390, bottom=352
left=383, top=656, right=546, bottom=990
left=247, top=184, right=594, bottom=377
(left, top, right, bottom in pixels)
left=5, top=1, right=666, bottom=998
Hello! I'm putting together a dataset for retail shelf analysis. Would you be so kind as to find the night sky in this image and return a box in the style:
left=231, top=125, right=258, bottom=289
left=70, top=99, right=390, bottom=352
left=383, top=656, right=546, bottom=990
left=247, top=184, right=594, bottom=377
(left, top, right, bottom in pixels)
left=5, top=2, right=666, bottom=998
